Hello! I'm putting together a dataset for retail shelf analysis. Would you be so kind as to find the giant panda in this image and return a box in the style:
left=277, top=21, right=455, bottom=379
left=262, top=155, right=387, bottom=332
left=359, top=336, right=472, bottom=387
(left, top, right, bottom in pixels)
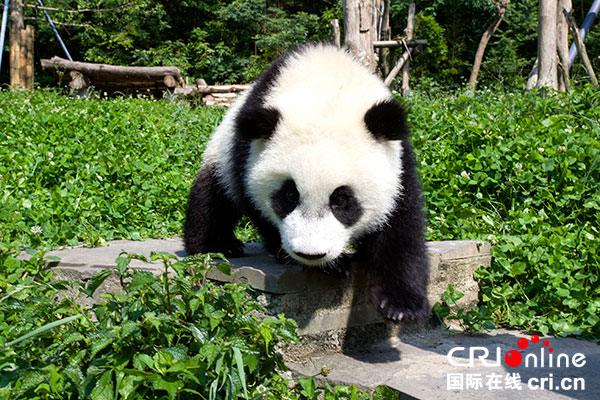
left=184, top=43, right=429, bottom=322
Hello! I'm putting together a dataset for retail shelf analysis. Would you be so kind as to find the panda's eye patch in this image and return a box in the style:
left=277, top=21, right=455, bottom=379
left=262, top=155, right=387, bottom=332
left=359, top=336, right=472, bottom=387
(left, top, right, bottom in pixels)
left=271, top=179, right=299, bottom=219
left=285, top=186, right=299, bottom=204
left=330, top=186, right=362, bottom=227
left=330, top=192, right=348, bottom=208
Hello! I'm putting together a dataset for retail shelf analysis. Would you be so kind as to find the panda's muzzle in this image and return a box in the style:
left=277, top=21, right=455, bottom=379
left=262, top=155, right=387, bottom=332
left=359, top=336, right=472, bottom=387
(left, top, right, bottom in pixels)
left=294, top=251, right=327, bottom=261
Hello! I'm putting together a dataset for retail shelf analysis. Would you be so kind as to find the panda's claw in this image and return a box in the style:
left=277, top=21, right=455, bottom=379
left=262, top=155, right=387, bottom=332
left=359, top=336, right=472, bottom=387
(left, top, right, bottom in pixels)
left=370, top=281, right=429, bottom=324
left=379, top=298, right=388, bottom=309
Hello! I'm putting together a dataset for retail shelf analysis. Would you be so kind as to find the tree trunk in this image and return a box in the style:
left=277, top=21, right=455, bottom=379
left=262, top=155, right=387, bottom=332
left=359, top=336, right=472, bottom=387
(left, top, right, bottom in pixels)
left=379, top=0, right=391, bottom=76
left=330, top=19, right=341, bottom=48
left=526, top=59, right=539, bottom=90
left=556, top=0, right=572, bottom=90
left=9, top=0, right=24, bottom=88
left=537, top=0, right=559, bottom=90
left=343, top=0, right=377, bottom=71
left=20, top=25, right=34, bottom=88
left=401, top=3, right=416, bottom=95
left=468, top=0, right=510, bottom=90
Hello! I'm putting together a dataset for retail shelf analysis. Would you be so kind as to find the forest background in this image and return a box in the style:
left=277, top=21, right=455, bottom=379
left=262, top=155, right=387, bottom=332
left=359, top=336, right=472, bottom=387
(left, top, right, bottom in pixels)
left=1, top=0, right=599, bottom=89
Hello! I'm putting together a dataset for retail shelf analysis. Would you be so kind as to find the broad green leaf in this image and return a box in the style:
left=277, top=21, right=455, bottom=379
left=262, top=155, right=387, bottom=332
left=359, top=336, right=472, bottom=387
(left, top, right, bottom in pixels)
left=82, top=268, right=113, bottom=298
left=152, top=377, right=179, bottom=400
left=216, top=262, right=232, bottom=276
left=185, top=324, right=208, bottom=344
left=90, top=370, right=114, bottom=400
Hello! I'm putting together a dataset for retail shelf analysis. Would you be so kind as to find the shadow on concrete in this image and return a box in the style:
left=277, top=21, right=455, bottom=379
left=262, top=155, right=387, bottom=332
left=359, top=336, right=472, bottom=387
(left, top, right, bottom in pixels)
left=403, top=329, right=600, bottom=399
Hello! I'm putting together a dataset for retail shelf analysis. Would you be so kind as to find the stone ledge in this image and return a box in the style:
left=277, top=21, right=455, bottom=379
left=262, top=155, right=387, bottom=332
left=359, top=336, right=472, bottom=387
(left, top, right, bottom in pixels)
left=39, top=238, right=490, bottom=350
left=287, top=327, right=600, bottom=400
left=42, top=238, right=489, bottom=292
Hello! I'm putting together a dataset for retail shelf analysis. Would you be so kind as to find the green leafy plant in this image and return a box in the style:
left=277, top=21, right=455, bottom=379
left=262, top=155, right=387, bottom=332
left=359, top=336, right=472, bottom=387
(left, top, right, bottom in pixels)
left=433, top=284, right=496, bottom=334
left=0, top=89, right=223, bottom=248
left=1, top=247, right=299, bottom=399
left=1, top=244, right=383, bottom=399
left=408, top=85, right=600, bottom=338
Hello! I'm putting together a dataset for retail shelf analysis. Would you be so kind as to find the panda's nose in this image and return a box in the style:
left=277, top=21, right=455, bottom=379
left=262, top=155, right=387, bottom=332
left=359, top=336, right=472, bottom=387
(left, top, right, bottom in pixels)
left=295, top=251, right=327, bottom=260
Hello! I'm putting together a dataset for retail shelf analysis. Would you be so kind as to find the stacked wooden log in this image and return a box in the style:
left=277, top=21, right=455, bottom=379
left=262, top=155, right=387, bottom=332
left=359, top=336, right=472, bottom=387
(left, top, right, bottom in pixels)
left=40, top=56, right=185, bottom=97
left=10, top=25, right=34, bottom=89
left=174, top=81, right=252, bottom=107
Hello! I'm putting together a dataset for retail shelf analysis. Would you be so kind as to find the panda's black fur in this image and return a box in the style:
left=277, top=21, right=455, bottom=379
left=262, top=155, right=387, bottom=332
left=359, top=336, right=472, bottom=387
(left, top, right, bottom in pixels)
left=184, top=44, right=429, bottom=323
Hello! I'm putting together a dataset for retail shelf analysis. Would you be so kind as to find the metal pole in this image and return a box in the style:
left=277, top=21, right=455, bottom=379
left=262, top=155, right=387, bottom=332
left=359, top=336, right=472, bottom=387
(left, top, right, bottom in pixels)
left=568, top=0, right=600, bottom=68
left=36, top=0, right=72, bottom=61
left=0, top=0, right=9, bottom=74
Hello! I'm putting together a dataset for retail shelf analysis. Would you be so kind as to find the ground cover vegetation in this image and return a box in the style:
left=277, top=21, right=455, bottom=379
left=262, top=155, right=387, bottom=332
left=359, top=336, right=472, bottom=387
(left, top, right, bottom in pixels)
left=1, top=247, right=389, bottom=399
left=408, top=83, right=600, bottom=337
left=2, top=85, right=599, bottom=340
left=2, top=0, right=598, bottom=88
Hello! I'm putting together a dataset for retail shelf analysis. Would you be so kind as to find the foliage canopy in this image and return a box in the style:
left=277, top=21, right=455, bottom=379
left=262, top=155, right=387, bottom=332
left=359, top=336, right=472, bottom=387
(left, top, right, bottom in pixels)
left=8, top=0, right=599, bottom=87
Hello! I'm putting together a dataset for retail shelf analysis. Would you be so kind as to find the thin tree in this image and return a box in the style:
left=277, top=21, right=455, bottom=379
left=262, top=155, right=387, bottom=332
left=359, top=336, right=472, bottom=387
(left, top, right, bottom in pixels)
left=556, top=0, right=572, bottom=90
left=469, top=0, right=511, bottom=90
left=537, top=0, right=559, bottom=90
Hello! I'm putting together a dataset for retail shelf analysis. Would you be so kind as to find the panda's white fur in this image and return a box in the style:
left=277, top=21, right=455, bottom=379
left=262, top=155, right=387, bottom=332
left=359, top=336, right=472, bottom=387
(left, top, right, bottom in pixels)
left=185, top=43, right=429, bottom=322
left=204, top=45, right=402, bottom=265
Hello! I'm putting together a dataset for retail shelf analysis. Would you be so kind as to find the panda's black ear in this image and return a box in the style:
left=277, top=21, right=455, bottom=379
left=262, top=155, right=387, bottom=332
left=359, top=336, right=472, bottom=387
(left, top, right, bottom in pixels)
left=236, top=106, right=281, bottom=140
left=364, top=99, right=408, bottom=141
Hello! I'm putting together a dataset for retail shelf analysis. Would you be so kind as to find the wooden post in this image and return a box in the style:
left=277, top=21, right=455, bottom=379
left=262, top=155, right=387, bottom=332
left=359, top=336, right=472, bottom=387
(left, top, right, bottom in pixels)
left=379, top=0, right=391, bottom=76
left=402, top=3, right=416, bottom=95
left=564, top=7, right=598, bottom=87
left=20, top=25, right=34, bottom=88
left=537, top=0, right=559, bottom=90
left=9, top=0, right=23, bottom=88
left=330, top=19, right=341, bottom=48
left=343, top=0, right=376, bottom=71
left=556, top=0, right=572, bottom=91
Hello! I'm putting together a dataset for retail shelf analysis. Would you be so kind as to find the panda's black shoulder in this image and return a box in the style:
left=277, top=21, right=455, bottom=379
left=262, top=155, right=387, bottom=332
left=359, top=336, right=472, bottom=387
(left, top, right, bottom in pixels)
left=235, top=44, right=326, bottom=141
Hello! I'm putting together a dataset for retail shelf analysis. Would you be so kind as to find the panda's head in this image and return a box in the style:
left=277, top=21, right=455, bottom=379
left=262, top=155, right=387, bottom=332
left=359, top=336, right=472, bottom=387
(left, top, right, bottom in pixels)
left=238, top=45, right=409, bottom=266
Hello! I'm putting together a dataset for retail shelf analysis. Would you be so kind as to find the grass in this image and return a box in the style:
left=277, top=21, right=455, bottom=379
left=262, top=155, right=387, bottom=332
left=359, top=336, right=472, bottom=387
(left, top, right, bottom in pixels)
left=1, top=90, right=223, bottom=247
left=406, top=85, right=600, bottom=337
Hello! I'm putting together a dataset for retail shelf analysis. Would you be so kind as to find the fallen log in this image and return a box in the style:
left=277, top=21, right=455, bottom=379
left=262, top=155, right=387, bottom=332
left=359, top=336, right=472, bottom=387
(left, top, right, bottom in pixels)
left=40, top=56, right=184, bottom=96
left=41, top=56, right=183, bottom=81
left=174, top=83, right=253, bottom=101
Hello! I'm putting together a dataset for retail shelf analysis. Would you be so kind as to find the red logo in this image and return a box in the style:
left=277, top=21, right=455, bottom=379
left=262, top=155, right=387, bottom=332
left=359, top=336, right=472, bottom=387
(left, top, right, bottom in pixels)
left=503, top=335, right=583, bottom=368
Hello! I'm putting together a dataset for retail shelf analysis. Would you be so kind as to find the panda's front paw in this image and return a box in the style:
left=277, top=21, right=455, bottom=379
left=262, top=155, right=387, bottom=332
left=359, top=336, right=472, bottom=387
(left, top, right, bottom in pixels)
left=369, top=282, right=429, bottom=323
left=221, top=239, right=245, bottom=258
left=202, top=239, right=245, bottom=258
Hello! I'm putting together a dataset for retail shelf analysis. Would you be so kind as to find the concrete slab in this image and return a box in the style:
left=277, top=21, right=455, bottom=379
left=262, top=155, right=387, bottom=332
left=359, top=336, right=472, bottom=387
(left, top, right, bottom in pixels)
left=34, top=238, right=491, bottom=351
left=41, top=237, right=489, bottom=298
left=287, top=327, right=600, bottom=400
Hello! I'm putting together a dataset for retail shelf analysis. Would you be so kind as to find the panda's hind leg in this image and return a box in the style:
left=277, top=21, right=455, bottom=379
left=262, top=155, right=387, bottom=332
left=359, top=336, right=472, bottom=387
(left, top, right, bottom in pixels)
left=183, top=163, right=244, bottom=258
